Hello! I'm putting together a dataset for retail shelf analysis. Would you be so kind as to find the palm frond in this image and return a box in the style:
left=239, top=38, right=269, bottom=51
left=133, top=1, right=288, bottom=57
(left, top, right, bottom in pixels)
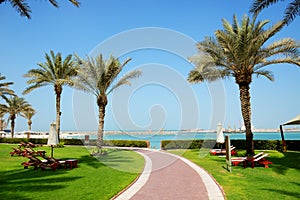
left=189, top=13, right=300, bottom=86
left=23, top=50, right=77, bottom=95
left=107, top=69, right=142, bottom=95
left=9, top=0, right=31, bottom=19
left=254, top=69, right=274, bottom=81
left=284, top=0, right=300, bottom=24
left=20, top=107, right=36, bottom=119
left=255, top=57, right=300, bottom=69
left=249, top=0, right=280, bottom=15
left=48, top=0, right=58, bottom=7
left=261, top=38, right=300, bottom=60
left=75, top=54, right=139, bottom=98
left=69, top=0, right=80, bottom=7
left=0, top=74, right=15, bottom=98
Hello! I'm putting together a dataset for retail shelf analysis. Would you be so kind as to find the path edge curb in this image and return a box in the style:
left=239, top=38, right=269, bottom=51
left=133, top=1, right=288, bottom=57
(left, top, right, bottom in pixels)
left=162, top=150, right=225, bottom=200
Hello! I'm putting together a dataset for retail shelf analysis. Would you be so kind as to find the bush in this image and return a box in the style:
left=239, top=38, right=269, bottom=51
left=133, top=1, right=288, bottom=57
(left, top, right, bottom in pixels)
left=56, top=142, right=65, bottom=148
left=161, top=139, right=300, bottom=151
left=103, top=140, right=149, bottom=148
left=61, top=139, right=83, bottom=145
left=0, top=138, right=150, bottom=148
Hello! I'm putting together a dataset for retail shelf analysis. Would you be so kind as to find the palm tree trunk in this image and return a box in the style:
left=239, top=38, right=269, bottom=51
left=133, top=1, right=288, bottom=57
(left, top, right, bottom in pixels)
left=0, top=118, right=4, bottom=131
left=10, top=115, right=15, bottom=138
left=28, top=121, right=32, bottom=131
left=238, top=84, right=254, bottom=156
left=27, top=121, right=32, bottom=139
left=55, top=86, right=62, bottom=142
left=97, top=104, right=105, bottom=149
left=97, top=95, right=107, bottom=150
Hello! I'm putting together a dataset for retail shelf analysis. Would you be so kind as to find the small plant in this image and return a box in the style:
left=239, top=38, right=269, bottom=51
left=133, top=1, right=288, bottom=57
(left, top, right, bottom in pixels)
left=56, top=142, right=65, bottom=148
left=90, top=148, right=108, bottom=156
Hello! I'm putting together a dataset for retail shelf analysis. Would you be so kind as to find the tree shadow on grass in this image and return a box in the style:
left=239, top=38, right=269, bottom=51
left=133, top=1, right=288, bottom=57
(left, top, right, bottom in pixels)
left=0, top=168, right=83, bottom=200
left=78, top=154, right=105, bottom=169
left=78, top=149, right=136, bottom=170
left=260, top=188, right=300, bottom=199
left=268, top=151, right=300, bottom=175
left=90, top=149, right=140, bottom=173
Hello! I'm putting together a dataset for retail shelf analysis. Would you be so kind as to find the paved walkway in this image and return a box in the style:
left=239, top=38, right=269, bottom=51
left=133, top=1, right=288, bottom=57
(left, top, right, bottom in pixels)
left=115, top=149, right=224, bottom=200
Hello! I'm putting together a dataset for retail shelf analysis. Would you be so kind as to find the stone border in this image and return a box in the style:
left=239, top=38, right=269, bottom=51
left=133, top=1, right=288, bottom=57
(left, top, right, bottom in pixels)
left=113, top=148, right=225, bottom=200
left=114, top=150, right=152, bottom=200
left=163, top=151, right=225, bottom=200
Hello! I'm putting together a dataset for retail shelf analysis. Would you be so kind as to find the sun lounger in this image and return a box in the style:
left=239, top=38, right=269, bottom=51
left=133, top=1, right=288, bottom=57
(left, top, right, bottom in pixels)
left=22, top=155, right=43, bottom=170
left=27, top=142, right=37, bottom=148
left=41, top=155, right=67, bottom=169
left=41, top=155, right=60, bottom=163
left=19, top=142, right=28, bottom=148
left=40, top=162, right=59, bottom=171
left=22, top=148, right=46, bottom=157
left=210, top=146, right=236, bottom=156
left=9, top=147, right=24, bottom=156
left=231, top=157, right=246, bottom=166
left=23, top=148, right=36, bottom=156
left=231, top=152, right=264, bottom=167
left=244, top=153, right=273, bottom=168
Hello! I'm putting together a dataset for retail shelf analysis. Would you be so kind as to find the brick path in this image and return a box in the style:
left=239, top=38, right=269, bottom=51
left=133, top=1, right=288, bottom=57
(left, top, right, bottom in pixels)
left=115, top=149, right=224, bottom=200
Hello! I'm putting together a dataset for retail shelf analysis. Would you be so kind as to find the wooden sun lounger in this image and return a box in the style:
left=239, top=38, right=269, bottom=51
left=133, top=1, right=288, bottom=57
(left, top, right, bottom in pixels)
left=231, top=157, right=246, bottom=166
left=210, top=146, right=236, bottom=156
left=40, top=162, right=59, bottom=171
left=22, top=155, right=43, bottom=170
left=9, top=147, right=24, bottom=156
left=244, top=153, right=273, bottom=168
left=231, top=152, right=264, bottom=167
left=19, top=142, right=28, bottom=148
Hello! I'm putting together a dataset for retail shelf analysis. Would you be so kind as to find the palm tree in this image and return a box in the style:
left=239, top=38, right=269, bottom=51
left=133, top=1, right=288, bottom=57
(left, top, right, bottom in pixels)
left=188, top=14, right=300, bottom=155
left=75, top=54, right=142, bottom=152
left=0, top=96, right=31, bottom=138
left=0, top=74, right=15, bottom=99
left=250, top=0, right=300, bottom=24
left=0, top=0, right=80, bottom=19
left=21, top=107, right=36, bottom=138
left=23, top=50, right=78, bottom=141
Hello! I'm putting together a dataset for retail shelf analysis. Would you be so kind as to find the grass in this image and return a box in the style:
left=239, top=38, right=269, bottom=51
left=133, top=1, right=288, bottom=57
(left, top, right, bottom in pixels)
left=0, top=144, right=144, bottom=200
left=169, top=149, right=300, bottom=200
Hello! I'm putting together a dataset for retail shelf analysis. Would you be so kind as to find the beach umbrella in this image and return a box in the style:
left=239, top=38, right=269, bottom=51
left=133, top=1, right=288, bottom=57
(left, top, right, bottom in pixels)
left=283, top=114, right=300, bottom=126
left=47, top=122, right=58, bottom=157
left=280, top=114, right=300, bottom=152
left=216, top=123, right=225, bottom=147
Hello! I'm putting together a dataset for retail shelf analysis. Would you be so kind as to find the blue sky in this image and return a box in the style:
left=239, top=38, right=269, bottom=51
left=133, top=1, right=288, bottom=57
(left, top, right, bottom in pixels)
left=0, top=0, right=300, bottom=131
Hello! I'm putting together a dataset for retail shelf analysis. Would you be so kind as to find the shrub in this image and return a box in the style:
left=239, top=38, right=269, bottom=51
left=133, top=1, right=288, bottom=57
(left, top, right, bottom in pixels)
left=103, top=140, right=149, bottom=148
left=61, top=139, right=83, bottom=145
left=56, top=142, right=65, bottom=148
left=161, top=139, right=300, bottom=151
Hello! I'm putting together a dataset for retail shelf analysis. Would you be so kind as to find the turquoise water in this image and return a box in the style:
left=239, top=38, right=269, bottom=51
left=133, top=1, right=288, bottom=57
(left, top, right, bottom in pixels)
left=67, top=131, right=300, bottom=149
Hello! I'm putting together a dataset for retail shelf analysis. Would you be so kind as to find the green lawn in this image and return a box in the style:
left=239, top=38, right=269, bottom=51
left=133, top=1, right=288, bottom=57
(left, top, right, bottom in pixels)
left=169, top=149, right=300, bottom=200
left=0, top=144, right=144, bottom=200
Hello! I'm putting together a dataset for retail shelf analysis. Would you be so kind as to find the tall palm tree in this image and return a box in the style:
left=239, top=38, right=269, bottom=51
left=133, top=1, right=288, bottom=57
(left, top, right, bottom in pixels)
left=188, top=14, right=300, bottom=155
left=75, top=54, right=142, bottom=152
left=250, top=0, right=300, bottom=24
left=0, top=96, right=31, bottom=138
left=0, top=0, right=80, bottom=19
left=21, top=107, right=36, bottom=138
left=23, top=50, right=78, bottom=141
left=0, top=74, right=15, bottom=99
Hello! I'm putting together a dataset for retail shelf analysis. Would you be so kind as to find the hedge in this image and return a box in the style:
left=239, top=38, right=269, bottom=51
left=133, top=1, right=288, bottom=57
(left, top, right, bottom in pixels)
left=0, top=138, right=149, bottom=148
left=161, top=139, right=300, bottom=151
left=87, top=140, right=149, bottom=148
